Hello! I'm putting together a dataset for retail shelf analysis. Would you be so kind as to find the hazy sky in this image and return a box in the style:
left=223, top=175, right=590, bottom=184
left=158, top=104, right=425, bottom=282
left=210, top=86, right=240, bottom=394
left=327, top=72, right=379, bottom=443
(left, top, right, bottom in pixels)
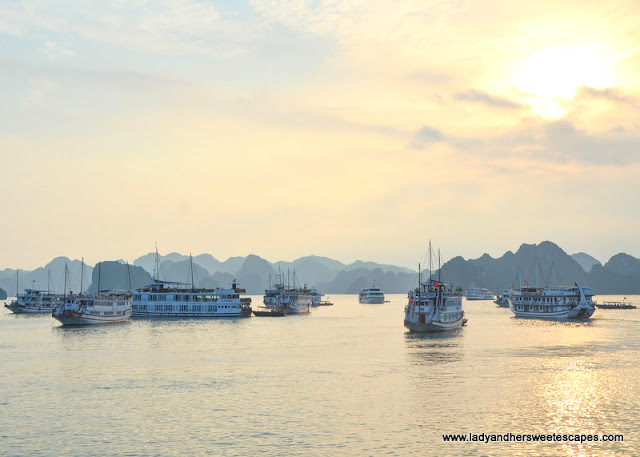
left=2, top=1, right=639, bottom=269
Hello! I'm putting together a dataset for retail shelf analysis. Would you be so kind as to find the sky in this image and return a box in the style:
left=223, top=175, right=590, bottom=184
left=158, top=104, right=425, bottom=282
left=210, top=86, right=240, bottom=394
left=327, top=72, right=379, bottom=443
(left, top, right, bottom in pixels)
left=1, top=0, right=639, bottom=270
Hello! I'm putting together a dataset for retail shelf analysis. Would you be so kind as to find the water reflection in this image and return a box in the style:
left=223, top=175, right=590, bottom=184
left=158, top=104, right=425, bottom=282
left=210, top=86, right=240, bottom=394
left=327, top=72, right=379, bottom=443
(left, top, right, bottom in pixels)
left=2, top=311, right=52, bottom=320
left=539, top=358, right=604, bottom=455
left=404, top=330, right=464, bottom=365
left=510, top=316, right=596, bottom=328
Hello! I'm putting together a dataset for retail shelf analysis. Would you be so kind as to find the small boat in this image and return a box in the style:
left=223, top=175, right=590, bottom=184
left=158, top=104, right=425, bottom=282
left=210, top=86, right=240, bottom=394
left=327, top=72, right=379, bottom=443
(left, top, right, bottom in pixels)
left=359, top=282, right=385, bottom=304
left=303, top=284, right=324, bottom=306
left=252, top=308, right=286, bottom=317
left=509, top=283, right=596, bottom=318
left=318, top=299, right=334, bottom=306
left=596, top=301, right=636, bottom=309
left=494, top=289, right=510, bottom=307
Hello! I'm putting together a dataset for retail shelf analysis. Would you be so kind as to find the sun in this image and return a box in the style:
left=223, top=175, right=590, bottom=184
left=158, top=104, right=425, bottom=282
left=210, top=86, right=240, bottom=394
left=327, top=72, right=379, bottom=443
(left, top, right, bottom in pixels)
left=508, top=44, right=616, bottom=118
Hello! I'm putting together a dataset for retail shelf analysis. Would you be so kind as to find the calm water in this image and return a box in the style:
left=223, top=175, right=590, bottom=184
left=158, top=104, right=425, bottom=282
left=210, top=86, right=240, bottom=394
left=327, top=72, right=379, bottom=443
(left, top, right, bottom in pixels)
left=1, top=294, right=638, bottom=456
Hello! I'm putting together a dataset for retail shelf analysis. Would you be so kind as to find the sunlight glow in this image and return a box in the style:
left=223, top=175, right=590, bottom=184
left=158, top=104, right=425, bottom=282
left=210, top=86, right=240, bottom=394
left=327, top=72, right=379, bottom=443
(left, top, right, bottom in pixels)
left=510, top=44, right=616, bottom=118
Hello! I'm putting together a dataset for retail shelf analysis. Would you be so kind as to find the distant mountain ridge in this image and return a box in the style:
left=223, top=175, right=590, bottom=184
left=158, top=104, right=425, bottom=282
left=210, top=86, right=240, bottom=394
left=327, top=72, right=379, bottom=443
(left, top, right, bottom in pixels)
left=0, top=257, right=94, bottom=296
left=571, top=252, right=602, bottom=273
left=130, top=252, right=421, bottom=294
left=2, top=243, right=640, bottom=295
left=435, top=241, right=640, bottom=294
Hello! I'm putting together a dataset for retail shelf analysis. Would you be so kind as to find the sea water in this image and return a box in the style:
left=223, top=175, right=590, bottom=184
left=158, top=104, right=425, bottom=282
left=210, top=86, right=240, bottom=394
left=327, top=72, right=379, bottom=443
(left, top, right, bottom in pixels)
left=1, top=295, right=638, bottom=456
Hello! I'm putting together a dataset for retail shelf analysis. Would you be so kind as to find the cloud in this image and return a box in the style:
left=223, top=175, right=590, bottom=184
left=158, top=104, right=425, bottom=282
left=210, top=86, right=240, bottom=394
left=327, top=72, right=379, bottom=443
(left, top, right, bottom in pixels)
left=457, top=118, right=640, bottom=167
left=24, top=78, right=56, bottom=105
left=407, top=71, right=453, bottom=85
left=410, top=125, right=445, bottom=149
left=453, top=89, right=527, bottom=110
left=1, top=1, right=267, bottom=58
left=576, top=86, right=637, bottom=106
left=39, top=41, right=76, bottom=60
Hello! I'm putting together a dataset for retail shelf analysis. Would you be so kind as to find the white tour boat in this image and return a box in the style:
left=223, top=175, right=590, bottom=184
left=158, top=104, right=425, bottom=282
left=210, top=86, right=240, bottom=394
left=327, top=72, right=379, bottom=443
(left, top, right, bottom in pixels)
left=404, top=264, right=466, bottom=332
left=508, top=283, right=596, bottom=318
left=4, top=270, right=61, bottom=314
left=358, top=282, right=385, bottom=304
left=131, top=279, right=252, bottom=318
left=131, top=248, right=252, bottom=318
left=465, top=286, right=495, bottom=300
left=5, top=289, right=61, bottom=314
left=52, top=291, right=132, bottom=325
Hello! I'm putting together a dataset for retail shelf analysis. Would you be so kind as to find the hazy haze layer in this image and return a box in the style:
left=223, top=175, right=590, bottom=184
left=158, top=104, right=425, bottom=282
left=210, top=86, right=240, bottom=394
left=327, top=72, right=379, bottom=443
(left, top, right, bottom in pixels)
left=2, top=1, right=639, bottom=268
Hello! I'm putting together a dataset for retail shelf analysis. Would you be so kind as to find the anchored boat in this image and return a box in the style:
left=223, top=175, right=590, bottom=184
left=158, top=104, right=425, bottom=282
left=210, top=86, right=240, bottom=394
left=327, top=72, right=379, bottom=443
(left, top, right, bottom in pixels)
left=359, top=282, right=385, bottom=304
left=264, top=270, right=311, bottom=314
left=52, top=291, right=132, bottom=325
left=4, top=270, right=61, bottom=314
left=508, top=283, right=596, bottom=318
left=404, top=243, right=466, bottom=332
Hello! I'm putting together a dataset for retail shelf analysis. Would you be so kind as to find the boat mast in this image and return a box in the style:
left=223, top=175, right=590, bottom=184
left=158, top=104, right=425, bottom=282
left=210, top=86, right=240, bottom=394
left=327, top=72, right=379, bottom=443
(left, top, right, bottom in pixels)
left=545, top=260, right=556, bottom=287
left=16, top=269, right=19, bottom=297
left=98, top=262, right=102, bottom=293
left=428, top=240, right=433, bottom=286
left=63, top=264, right=68, bottom=299
left=190, top=253, right=194, bottom=290
left=154, top=242, right=160, bottom=281
left=127, top=262, right=132, bottom=289
left=47, top=270, right=51, bottom=294
left=80, top=257, right=84, bottom=295
left=438, top=249, right=441, bottom=283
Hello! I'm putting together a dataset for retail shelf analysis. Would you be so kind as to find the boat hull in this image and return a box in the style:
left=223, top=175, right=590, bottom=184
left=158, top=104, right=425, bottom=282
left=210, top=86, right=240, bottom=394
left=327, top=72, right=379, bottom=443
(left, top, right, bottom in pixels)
left=253, top=309, right=286, bottom=317
left=283, top=303, right=311, bottom=314
left=359, top=297, right=385, bottom=304
left=404, top=315, right=466, bottom=332
left=53, top=310, right=132, bottom=325
left=509, top=303, right=595, bottom=319
left=5, top=304, right=55, bottom=314
left=132, top=310, right=250, bottom=318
